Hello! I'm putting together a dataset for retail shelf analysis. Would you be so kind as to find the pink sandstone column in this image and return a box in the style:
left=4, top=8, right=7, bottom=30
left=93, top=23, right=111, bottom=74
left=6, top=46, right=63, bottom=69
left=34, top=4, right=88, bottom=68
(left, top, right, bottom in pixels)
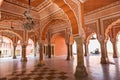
left=74, top=37, right=88, bottom=77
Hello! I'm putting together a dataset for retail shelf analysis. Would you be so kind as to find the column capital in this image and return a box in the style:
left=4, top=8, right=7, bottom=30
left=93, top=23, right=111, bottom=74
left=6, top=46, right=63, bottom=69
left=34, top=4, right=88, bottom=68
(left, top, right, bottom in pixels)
left=74, top=36, right=83, bottom=44
left=97, top=35, right=105, bottom=42
left=13, top=43, right=17, bottom=47
left=21, top=44, right=27, bottom=48
left=83, top=40, right=89, bottom=45
left=110, top=38, right=116, bottom=43
left=21, top=42, right=27, bottom=46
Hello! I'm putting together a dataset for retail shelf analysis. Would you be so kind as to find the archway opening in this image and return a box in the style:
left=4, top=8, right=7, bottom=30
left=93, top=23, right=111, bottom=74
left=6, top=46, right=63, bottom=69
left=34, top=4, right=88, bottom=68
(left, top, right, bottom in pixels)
left=88, top=34, right=100, bottom=55
left=26, top=39, right=34, bottom=56
left=72, top=40, right=77, bottom=55
left=0, top=36, right=13, bottom=58
left=16, top=40, right=22, bottom=57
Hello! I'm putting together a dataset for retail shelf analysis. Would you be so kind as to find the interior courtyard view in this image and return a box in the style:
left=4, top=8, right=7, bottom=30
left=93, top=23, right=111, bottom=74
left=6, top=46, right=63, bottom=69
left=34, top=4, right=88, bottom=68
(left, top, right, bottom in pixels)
left=0, top=0, right=120, bottom=80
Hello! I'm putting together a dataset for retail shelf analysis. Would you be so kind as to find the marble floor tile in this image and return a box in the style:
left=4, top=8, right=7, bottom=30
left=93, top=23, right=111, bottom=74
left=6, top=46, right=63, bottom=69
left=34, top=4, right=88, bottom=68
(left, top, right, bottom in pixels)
left=0, top=54, right=120, bottom=80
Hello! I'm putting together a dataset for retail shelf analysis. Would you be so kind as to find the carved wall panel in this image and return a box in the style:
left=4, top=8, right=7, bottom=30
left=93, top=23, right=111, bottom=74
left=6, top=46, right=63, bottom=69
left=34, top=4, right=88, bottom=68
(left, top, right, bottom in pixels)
left=102, top=16, right=120, bottom=31
left=1, top=11, right=23, bottom=21
left=85, top=22, right=97, bottom=33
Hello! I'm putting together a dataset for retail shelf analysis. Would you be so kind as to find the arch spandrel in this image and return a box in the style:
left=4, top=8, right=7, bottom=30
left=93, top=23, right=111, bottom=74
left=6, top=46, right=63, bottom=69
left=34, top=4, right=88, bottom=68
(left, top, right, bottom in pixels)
left=0, top=30, right=23, bottom=42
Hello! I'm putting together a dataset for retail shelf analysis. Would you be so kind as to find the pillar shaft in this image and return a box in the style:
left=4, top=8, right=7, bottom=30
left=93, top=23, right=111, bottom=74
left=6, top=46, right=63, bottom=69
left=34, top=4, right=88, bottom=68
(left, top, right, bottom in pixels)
left=70, top=45, right=73, bottom=58
left=100, top=41, right=109, bottom=64
left=34, top=43, right=37, bottom=57
left=66, top=43, right=71, bottom=60
left=13, top=45, right=16, bottom=59
left=51, top=45, right=54, bottom=56
left=112, top=42, right=118, bottom=58
left=84, top=43, right=88, bottom=56
left=38, top=42, right=45, bottom=66
left=74, top=37, right=88, bottom=77
left=48, top=44, right=52, bottom=58
left=21, top=44, right=27, bottom=61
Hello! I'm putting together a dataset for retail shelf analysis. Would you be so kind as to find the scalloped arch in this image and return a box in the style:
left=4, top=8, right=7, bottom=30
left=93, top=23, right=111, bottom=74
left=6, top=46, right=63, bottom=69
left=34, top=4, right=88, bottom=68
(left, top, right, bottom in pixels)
left=105, top=19, right=120, bottom=38
left=0, top=30, right=23, bottom=41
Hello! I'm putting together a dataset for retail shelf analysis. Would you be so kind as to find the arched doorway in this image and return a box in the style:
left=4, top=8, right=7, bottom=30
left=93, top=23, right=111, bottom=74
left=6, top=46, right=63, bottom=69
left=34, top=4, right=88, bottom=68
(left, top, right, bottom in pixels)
left=26, top=39, right=34, bottom=56
left=88, top=34, right=100, bottom=55
left=105, top=19, right=120, bottom=58
left=16, top=39, right=35, bottom=57
left=72, top=40, right=77, bottom=55
left=0, top=36, right=13, bottom=58
left=16, top=40, right=22, bottom=57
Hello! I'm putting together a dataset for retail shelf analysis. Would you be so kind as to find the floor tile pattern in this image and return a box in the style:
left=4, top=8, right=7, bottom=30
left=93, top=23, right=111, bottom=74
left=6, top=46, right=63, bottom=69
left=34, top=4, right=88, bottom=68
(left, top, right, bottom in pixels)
left=0, top=66, right=69, bottom=80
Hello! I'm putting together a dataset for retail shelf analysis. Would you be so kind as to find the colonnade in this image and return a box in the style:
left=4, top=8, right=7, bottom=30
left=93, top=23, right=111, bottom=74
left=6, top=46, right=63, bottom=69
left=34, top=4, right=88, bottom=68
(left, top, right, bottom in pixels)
left=11, top=34, right=119, bottom=78
left=84, top=35, right=118, bottom=64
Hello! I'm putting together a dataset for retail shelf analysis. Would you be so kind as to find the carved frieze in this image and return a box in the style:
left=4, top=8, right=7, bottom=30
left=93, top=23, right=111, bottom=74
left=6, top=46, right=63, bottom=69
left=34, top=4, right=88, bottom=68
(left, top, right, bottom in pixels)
left=85, top=22, right=97, bottom=33
left=1, top=11, right=23, bottom=21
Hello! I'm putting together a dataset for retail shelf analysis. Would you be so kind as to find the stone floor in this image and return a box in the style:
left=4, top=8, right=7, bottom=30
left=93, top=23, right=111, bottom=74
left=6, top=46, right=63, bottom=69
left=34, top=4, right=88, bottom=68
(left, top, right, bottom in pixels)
left=0, top=54, right=120, bottom=80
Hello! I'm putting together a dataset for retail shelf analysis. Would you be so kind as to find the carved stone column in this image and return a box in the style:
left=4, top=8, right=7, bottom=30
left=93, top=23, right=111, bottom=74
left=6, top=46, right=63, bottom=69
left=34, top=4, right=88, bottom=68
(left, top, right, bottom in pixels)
left=111, top=39, right=118, bottom=58
left=37, top=42, right=45, bottom=66
left=48, top=44, right=52, bottom=58
left=70, top=44, right=73, bottom=58
left=43, top=44, right=47, bottom=56
left=66, top=28, right=72, bottom=60
left=21, top=29, right=28, bottom=61
left=84, top=43, right=89, bottom=56
left=99, top=40, right=109, bottom=64
left=51, top=44, right=54, bottom=56
left=13, top=44, right=17, bottom=59
left=74, top=37, right=88, bottom=77
left=66, top=43, right=71, bottom=60
left=34, top=43, right=37, bottom=57
left=21, top=44, right=27, bottom=61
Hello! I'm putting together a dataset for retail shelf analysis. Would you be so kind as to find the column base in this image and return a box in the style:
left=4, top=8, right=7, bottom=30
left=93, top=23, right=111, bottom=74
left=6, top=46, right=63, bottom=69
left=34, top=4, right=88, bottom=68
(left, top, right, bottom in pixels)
left=48, top=55, right=51, bottom=58
left=113, top=54, right=118, bottom=58
left=34, top=54, right=36, bottom=57
left=100, top=57, right=109, bottom=64
left=13, top=56, right=16, bottom=59
left=66, top=56, right=71, bottom=60
left=21, top=57, right=27, bottom=62
left=84, top=54, right=87, bottom=56
left=75, top=65, right=88, bottom=77
left=37, top=61, right=45, bottom=67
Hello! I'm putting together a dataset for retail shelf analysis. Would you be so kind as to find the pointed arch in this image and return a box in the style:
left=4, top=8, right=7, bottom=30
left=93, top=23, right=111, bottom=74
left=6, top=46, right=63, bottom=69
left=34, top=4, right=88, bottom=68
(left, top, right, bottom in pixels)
left=0, top=30, right=23, bottom=41
left=51, top=0, right=79, bottom=34
left=105, top=19, right=120, bottom=38
left=41, top=19, right=70, bottom=40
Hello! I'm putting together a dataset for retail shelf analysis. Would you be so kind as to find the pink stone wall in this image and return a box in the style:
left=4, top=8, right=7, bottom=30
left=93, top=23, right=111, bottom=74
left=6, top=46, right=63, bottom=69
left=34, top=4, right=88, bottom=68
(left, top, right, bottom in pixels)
left=54, top=35, right=67, bottom=56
